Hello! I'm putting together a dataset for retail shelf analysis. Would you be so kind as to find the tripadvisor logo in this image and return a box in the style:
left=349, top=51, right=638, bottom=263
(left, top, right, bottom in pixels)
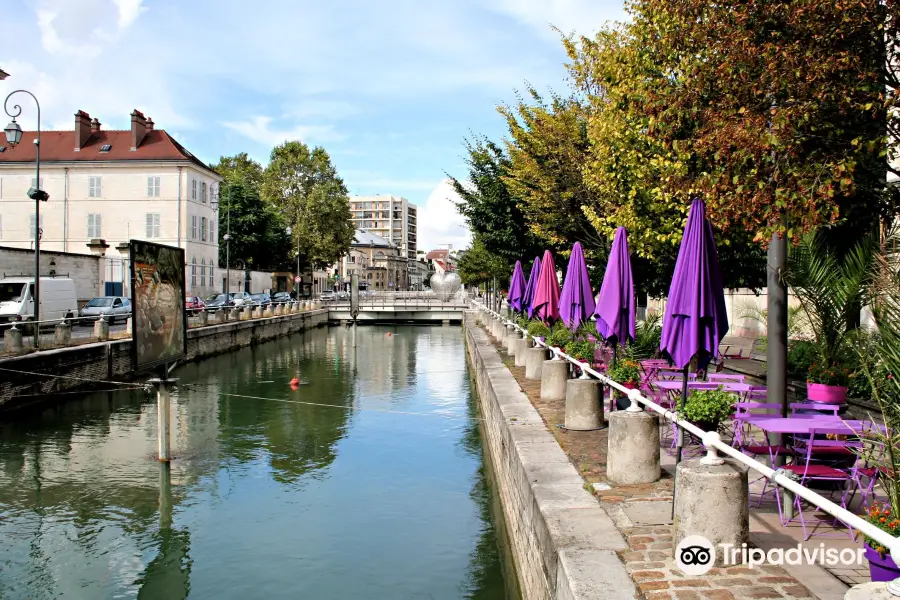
left=675, top=535, right=866, bottom=575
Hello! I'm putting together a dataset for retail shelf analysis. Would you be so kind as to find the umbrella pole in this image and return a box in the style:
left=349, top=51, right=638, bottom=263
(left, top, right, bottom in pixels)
left=672, top=365, right=688, bottom=519
left=611, top=346, right=618, bottom=411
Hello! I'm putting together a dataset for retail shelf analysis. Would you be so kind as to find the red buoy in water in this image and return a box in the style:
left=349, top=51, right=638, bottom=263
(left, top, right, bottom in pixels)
left=387, top=332, right=392, bottom=337
left=290, top=377, right=300, bottom=386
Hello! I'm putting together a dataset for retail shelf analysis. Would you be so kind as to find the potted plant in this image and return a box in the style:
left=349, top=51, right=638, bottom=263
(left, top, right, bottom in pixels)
left=861, top=504, right=900, bottom=581
left=607, top=359, right=641, bottom=389
left=548, top=322, right=574, bottom=354
left=681, top=387, right=736, bottom=433
left=786, top=232, right=877, bottom=405
left=527, top=319, right=550, bottom=342
left=806, top=361, right=851, bottom=404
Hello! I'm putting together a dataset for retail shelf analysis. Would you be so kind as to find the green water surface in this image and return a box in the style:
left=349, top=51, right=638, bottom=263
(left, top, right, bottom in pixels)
left=0, top=325, right=518, bottom=600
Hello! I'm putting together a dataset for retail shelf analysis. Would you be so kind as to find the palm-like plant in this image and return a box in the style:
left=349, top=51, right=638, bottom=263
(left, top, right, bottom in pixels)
left=786, top=232, right=878, bottom=384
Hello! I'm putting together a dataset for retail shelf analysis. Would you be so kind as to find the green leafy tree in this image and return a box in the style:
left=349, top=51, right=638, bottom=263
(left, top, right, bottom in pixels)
left=449, top=137, right=543, bottom=262
left=216, top=180, right=293, bottom=271
left=261, top=141, right=355, bottom=275
left=456, top=237, right=510, bottom=286
left=211, top=152, right=264, bottom=188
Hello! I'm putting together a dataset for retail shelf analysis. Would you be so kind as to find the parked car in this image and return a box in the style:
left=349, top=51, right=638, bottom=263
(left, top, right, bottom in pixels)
left=272, top=292, right=292, bottom=304
left=79, top=296, right=132, bottom=325
left=0, top=276, right=78, bottom=329
left=185, top=296, right=206, bottom=311
left=337, top=291, right=350, bottom=300
left=250, top=293, right=272, bottom=308
left=204, top=294, right=231, bottom=311
left=231, top=291, right=252, bottom=307
left=319, top=291, right=336, bottom=301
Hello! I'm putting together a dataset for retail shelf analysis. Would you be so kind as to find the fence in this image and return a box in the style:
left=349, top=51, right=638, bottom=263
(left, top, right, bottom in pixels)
left=472, top=301, right=900, bottom=578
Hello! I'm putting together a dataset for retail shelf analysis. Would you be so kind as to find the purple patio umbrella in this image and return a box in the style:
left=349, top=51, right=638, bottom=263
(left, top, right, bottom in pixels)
left=559, top=242, right=595, bottom=331
left=532, top=250, right=561, bottom=324
left=594, top=227, right=636, bottom=347
left=523, top=256, right=542, bottom=318
left=660, top=198, right=728, bottom=513
left=508, top=261, right=527, bottom=313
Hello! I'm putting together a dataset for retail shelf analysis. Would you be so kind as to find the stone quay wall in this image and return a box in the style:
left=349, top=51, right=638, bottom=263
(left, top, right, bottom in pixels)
left=0, top=309, right=328, bottom=410
left=463, top=312, right=637, bottom=600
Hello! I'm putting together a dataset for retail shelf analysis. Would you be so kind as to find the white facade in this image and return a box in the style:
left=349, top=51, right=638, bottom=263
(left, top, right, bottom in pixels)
left=348, top=195, right=418, bottom=260
left=0, top=163, right=222, bottom=297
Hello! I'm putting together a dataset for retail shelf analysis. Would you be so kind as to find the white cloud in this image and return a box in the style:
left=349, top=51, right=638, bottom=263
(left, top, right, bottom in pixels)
left=113, top=0, right=147, bottom=29
left=221, top=116, right=348, bottom=147
left=486, top=0, right=627, bottom=39
left=417, top=179, right=471, bottom=252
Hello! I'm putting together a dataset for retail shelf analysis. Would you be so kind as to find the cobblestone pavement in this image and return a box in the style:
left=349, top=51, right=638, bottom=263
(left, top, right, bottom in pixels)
left=485, top=331, right=827, bottom=600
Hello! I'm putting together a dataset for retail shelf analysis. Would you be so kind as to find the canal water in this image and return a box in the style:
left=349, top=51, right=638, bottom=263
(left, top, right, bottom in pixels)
left=0, top=325, right=518, bottom=600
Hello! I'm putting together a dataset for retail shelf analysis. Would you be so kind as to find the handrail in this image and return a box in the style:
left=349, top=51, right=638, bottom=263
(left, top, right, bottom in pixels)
left=472, top=301, right=900, bottom=573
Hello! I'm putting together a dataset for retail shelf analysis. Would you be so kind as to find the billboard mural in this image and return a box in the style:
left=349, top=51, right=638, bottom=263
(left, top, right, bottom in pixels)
left=130, top=240, right=187, bottom=371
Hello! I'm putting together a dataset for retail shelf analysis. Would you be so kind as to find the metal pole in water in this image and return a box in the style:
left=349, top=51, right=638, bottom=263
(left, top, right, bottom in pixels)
left=150, top=366, right=176, bottom=462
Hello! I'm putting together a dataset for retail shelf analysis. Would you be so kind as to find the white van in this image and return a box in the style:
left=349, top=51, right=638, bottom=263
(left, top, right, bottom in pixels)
left=0, top=277, right=78, bottom=327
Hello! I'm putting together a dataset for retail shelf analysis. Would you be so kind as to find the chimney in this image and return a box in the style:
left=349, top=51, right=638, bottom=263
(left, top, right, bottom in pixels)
left=90, top=118, right=101, bottom=132
left=130, top=109, right=147, bottom=150
left=146, top=118, right=154, bottom=131
left=74, top=110, right=92, bottom=151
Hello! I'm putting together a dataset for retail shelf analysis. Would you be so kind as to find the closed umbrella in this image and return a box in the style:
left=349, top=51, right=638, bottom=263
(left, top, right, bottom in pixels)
left=660, top=198, right=728, bottom=515
left=559, top=242, right=596, bottom=331
left=523, top=256, right=542, bottom=319
left=594, top=227, right=636, bottom=347
left=508, top=261, right=527, bottom=313
left=532, top=250, right=561, bottom=325
left=594, top=227, right=636, bottom=410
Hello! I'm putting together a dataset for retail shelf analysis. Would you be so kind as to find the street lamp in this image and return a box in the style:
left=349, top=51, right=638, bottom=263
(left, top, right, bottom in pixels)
left=5, top=90, right=47, bottom=347
left=211, top=189, right=231, bottom=305
left=286, top=226, right=300, bottom=297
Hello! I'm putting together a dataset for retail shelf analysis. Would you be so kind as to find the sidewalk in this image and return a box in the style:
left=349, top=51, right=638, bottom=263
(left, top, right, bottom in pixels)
left=488, top=335, right=856, bottom=600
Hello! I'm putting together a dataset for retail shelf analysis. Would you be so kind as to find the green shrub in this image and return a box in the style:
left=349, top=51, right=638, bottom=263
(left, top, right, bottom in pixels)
left=566, top=340, right=597, bottom=362
left=787, top=340, right=817, bottom=380
left=527, top=319, right=550, bottom=338
left=607, top=359, right=641, bottom=384
left=548, top=322, right=574, bottom=348
left=682, top=387, right=736, bottom=431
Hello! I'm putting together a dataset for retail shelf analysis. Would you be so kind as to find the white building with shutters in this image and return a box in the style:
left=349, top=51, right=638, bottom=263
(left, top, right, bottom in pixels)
left=0, top=109, right=223, bottom=297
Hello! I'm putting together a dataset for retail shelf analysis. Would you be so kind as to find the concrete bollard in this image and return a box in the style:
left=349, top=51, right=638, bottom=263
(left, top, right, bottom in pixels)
left=514, top=337, right=529, bottom=367
left=506, top=327, right=518, bottom=354
left=845, top=583, right=896, bottom=599
left=54, top=321, right=72, bottom=346
left=263, top=306, right=274, bottom=318
left=4, top=326, right=23, bottom=352
left=215, top=309, right=226, bottom=323
left=242, top=306, right=252, bottom=320
left=126, top=316, right=133, bottom=333
left=540, top=359, right=568, bottom=401
left=565, top=378, right=603, bottom=430
left=607, top=410, right=661, bottom=484
left=199, top=311, right=209, bottom=326
left=674, top=459, right=749, bottom=567
left=525, top=347, right=548, bottom=380
left=252, top=307, right=262, bottom=319
left=94, top=316, right=110, bottom=341
left=274, top=304, right=284, bottom=316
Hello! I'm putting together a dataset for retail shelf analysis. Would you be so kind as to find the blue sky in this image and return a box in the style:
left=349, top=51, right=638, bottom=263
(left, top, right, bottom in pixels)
left=3, top=0, right=626, bottom=251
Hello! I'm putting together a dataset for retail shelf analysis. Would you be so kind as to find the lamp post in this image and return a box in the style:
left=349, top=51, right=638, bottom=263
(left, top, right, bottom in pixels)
left=286, top=226, right=300, bottom=297
left=211, top=189, right=231, bottom=305
left=5, top=90, right=47, bottom=347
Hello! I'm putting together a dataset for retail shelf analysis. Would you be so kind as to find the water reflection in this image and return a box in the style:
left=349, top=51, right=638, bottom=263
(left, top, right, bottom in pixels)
left=0, top=325, right=514, bottom=599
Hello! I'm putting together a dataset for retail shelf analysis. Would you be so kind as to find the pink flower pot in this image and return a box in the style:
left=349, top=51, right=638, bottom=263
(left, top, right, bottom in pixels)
left=806, top=382, right=848, bottom=405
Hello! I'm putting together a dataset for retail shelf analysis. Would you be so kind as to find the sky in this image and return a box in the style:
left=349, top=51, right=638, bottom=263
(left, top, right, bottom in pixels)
left=2, top=0, right=626, bottom=252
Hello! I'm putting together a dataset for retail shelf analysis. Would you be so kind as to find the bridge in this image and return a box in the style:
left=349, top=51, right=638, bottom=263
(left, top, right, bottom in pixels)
left=326, top=292, right=471, bottom=323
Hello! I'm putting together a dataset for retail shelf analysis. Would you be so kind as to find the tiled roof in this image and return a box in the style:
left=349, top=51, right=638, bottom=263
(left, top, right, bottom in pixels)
left=353, top=229, right=393, bottom=248
left=0, top=129, right=220, bottom=178
left=425, top=249, right=449, bottom=260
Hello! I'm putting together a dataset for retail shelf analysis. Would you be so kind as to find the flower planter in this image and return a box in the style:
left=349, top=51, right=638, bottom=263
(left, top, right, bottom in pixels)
left=806, top=382, right=848, bottom=405
left=865, top=544, right=900, bottom=582
left=622, top=382, right=639, bottom=390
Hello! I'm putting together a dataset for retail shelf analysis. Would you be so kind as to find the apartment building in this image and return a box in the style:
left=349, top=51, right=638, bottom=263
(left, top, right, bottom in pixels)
left=348, top=195, right=417, bottom=260
left=0, top=109, right=223, bottom=297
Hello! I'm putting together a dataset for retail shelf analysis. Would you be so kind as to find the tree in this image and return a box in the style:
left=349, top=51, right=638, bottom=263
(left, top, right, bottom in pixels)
left=211, top=152, right=264, bottom=188
left=261, top=141, right=355, bottom=275
left=456, top=237, right=510, bottom=287
left=499, top=89, right=606, bottom=259
left=449, top=137, right=543, bottom=263
left=216, top=179, right=293, bottom=271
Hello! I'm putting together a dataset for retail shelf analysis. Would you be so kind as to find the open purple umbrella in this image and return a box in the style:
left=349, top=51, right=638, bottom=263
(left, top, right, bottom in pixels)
left=523, top=256, right=542, bottom=318
left=660, top=198, right=728, bottom=511
left=594, top=227, right=635, bottom=346
left=508, top=261, right=527, bottom=313
left=532, top=250, right=561, bottom=324
left=559, top=242, right=595, bottom=331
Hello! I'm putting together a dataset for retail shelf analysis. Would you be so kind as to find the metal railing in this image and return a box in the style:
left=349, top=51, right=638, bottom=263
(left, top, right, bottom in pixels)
left=472, top=302, right=900, bottom=578
left=328, top=291, right=469, bottom=308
